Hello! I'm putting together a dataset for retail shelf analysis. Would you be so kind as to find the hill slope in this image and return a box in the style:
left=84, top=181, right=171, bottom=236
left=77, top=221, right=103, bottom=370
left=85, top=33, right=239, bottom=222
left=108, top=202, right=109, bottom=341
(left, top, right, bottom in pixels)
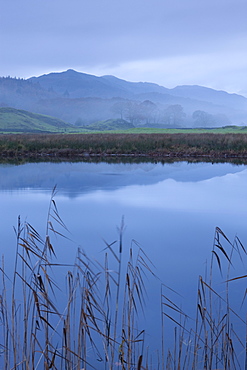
left=83, top=119, right=135, bottom=131
left=0, top=107, right=74, bottom=133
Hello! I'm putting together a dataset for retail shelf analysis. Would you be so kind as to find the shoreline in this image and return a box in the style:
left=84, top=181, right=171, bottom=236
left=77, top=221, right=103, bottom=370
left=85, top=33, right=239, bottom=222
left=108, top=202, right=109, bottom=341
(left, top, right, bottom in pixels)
left=1, top=132, right=247, bottom=162
left=1, top=150, right=247, bottom=165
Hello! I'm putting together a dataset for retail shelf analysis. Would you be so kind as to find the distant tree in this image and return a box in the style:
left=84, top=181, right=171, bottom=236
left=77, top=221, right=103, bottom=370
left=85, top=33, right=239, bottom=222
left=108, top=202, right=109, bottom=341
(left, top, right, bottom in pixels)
left=75, top=117, right=85, bottom=126
left=192, top=110, right=216, bottom=127
left=140, top=100, right=158, bottom=124
left=124, top=101, right=143, bottom=125
left=163, top=104, right=186, bottom=127
left=111, top=101, right=127, bottom=120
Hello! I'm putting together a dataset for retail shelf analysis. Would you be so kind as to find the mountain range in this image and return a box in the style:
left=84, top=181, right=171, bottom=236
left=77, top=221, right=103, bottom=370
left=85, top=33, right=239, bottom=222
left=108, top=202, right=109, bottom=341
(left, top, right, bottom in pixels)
left=1, top=69, right=247, bottom=128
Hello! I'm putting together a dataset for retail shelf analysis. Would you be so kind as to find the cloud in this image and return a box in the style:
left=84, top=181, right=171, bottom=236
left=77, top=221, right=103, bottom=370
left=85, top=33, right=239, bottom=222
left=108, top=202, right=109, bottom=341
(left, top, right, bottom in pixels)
left=82, top=169, right=247, bottom=216
left=1, top=0, right=247, bottom=92
left=83, top=46, right=247, bottom=92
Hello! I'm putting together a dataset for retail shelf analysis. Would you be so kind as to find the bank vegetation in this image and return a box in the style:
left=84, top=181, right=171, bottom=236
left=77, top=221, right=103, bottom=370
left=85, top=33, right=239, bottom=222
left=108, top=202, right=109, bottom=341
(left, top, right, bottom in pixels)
left=1, top=132, right=247, bottom=159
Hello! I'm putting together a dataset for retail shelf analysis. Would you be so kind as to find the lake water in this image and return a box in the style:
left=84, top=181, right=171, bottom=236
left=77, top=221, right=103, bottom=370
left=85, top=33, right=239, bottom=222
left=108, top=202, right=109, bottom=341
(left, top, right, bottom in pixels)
left=1, top=160, right=247, bottom=368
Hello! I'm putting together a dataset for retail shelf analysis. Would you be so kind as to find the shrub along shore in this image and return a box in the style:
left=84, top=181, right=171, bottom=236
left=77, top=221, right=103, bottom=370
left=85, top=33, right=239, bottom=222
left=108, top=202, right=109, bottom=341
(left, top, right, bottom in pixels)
left=1, top=132, right=247, bottom=159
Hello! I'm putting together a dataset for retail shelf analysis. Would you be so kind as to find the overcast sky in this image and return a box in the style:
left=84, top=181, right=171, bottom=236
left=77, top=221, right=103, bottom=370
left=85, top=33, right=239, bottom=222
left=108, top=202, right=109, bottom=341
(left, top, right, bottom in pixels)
left=1, top=0, right=247, bottom=94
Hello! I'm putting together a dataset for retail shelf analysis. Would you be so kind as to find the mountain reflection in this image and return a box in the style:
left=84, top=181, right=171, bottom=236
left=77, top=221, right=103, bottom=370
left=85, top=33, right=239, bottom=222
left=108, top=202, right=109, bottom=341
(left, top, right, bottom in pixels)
left=0, top=161, right=245, bottom=197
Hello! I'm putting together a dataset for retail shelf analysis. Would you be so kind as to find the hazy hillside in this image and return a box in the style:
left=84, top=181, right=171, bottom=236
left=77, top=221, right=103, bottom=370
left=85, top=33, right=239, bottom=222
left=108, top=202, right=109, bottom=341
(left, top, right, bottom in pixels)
left=29, top=69, right=126, bottom=99
left=101, top=75, right=170, bottom=96
left=0, top=107, right=74, bottom=133
left=0, top=108, right=136, bottom=133
left=29, top=69, right=171, bottom=98
left=0, top=76, right=58, bottom=109
left=1, top=70, right=247, bottom=128
left=83, top=119, right=135, bottom=131
left=170, top=85, right=247, bottom=110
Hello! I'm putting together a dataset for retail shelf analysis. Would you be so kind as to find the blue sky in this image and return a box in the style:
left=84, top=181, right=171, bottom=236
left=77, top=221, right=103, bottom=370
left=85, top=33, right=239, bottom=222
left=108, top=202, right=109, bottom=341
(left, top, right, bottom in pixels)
left=1, top=0, right=247, bottom=94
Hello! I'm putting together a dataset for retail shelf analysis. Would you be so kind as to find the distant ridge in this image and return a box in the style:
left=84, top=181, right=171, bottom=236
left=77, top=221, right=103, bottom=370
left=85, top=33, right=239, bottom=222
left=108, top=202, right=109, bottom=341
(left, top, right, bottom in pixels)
left=29, top=69, right=247, bottom=102
left=169, top=85, right=247, bottom=110
left=1, top=70, right=247, bottom=127
left=29, top=69, right=128, bottom=99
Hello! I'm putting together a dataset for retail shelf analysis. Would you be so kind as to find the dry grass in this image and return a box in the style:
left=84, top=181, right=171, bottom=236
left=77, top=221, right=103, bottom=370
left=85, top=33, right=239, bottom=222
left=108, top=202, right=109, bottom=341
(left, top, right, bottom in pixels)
left=161, top=227, right=247, bottom=370
left=1, top=133, right=247, bottom=159
left=0, top=188, right=154, bottom=369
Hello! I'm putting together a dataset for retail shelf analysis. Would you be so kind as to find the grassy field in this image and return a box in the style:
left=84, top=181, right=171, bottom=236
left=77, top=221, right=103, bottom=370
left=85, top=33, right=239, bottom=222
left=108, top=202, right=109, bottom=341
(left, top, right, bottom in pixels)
left=113, top=126, right=247, bottom=134
left=1, top=107, right=247, bottom=135
left=1, top=132, right=247, bottom=159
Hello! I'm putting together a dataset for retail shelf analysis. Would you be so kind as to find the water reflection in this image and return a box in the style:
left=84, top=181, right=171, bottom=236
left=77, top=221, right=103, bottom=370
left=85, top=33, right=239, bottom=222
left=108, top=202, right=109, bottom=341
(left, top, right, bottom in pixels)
left=1, top=160, right=247, bottom=366
left=1, top=160, right=247, bottom=291
left=0, top=160, right=246, bottom=195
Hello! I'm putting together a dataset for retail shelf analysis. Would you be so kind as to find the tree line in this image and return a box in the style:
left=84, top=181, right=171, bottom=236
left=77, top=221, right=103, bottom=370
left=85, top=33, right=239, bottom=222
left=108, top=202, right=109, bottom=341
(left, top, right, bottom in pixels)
left=108, top=99, right=231, bottom=128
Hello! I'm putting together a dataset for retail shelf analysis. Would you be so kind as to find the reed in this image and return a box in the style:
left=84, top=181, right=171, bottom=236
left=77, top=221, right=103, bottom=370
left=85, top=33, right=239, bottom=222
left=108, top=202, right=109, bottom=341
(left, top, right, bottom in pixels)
left=0, top=190, right=247, bottom=369
left=161, top=227, right=247, bottom=370
left=0, top=189, right=155, bottom=369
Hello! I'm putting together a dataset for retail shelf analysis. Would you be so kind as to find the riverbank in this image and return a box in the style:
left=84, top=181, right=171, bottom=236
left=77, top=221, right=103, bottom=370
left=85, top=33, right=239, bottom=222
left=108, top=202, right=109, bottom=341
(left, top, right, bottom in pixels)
left=1, top=132, right=247, bottom=160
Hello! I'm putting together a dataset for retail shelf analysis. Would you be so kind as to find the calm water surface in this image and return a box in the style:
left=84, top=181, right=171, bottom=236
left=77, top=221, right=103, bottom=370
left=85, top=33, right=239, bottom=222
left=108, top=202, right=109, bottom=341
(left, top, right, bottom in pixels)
left=1, top=160, right=247, bottom=366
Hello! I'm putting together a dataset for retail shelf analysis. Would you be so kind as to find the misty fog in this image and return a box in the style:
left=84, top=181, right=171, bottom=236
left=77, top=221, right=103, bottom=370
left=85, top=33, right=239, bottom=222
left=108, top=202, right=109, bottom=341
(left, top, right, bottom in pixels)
left=1, top=70, right=247, bottom=128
